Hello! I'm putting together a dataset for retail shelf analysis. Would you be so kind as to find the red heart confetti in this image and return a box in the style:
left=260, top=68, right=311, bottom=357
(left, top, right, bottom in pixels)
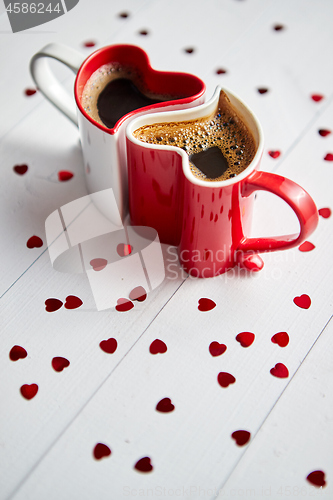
left=116, top=244, right=132, bottom=257
left=99, top=338, right=118, bottom=354
left=20, top=384, right=38, bottom=400
left=26, top=235, right=43, bottom=249
left=293, top=294, right=311, bottom=309
left=231, top=430, right=251, bottom=446
left=156, top=397, right=175, bottom=413
left=217, top=372, right=236, bottom=388
left=45, top=298, right=63, bottom=312
left=258, top=88, right=269, bottom=94
left=64, top=295, right=83, bottom=310
left=298, top=241, right=315, bottom=252
left=90, top=258, right=108, bottom=271
left=318, top=207, right=331, bottom=218
left=83, top=40, right=96, bottom=47
left=25, top=88, right=37, bottom=96
left=149, top=339, right=167, bottom=354
left=236, top=332, right=255, bottom=348
left=318, top=129, right=331, bottom=137
left=270, top=363, right=289, bottom=378
left=93, top=443, right=111, bottom=460
left=52, top=357, right=70, bottom=372
left=324, top=153, right=333, bottom=161
left=119, top=11, right=129, bottom=18
left=216, top=68, right=227, bottom=75
left=134, top=457, right=153, bottom=473
left=271, top=332, right=289, bottom=347
left=13, top=164, right=28, bottom=175
left=58, top=170, right=74, bottom=182
left=311, top=94, right=324, bottom=102
left=273, top=24, right=285, bottom=31
left=139, top=29, right=149, bottom=36
left=268, top=150, right=281, bottom=159
left=209, top=341, right=227, bottom=357
left=198, top=298, right=216, bottom=312
left=9, top=345, right=27, bottom=361
left=115, top=298, right=134, bottom=312
left=184, top=47, right=195, bottom=54
left=306, top=470, right=326, bottom=488
left=129, top=286, right=147, bottom=302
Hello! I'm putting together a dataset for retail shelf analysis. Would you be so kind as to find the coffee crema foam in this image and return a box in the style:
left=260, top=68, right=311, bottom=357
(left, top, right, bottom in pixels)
left=133, top=91, right=256, bottom=182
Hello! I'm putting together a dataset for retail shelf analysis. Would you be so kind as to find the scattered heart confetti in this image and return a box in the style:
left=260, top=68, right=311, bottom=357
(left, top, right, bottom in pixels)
left=298, top=241, right=315, bottom=252
left=311, top=94, right=324, bottom=102
left=236, top=332, right=255, bottom=348
left=231, top=430, right=251, bottom=446
left=216, top=68, right=227, bottom=75
left=306, top=470, right=326, bottom=488
left=93, top=443, right=111, bottom=460
left=318, top=207, right=331, bottom=218
left=271, top=332, right=289, bottom=347
left=83, top=40, right=96, bottom=47
left=318, top=129, right=331, bottom=137
left=149, top=339, right=167, bottom=354
left=134, top=457, right=153, bottom=473
left=198, top=298, right=216, bottom=312
left=58, top=170, right=74, bottom=182
left=24, top=88, right=37, bottom=96
left=90, top=258, right=108, bottom=271
left=129, top=286, right=147, bottom=302
left=139, top=29, right=149, bottom=35
left=209, top=341, right=227, bottom=357
left=324, top=153, right=333, bottom=161
left=99, top=338, right=118, bottom=354
left=52, top=357, right=70, bottom=372
left=273, top=24, right=285, bottom=31
left=119, top=11, right=129, bottom=18
left=13, top=164, right=28, bottom=175
left=257, top=88, right=269, bottom=94
left=45, top=298, right=63, bottom=313
left=184, top=47, right=195, bottom=54
left=268, top=150, right=281, bottom=159
left=115, top=298, right=134, bottom=312
left=217, top=372, right=236, bottom=388
left=20, top=384, right=38, bottom=400
left=64, top=295, right=83, bottom=310
left=156, top=397, right=175, bottom=413
left=9, top=345, right=27, bottom=361
left=26, top=235, right=43, bottom=249
left=116, top=244, right=132, bottom=257
left=270, top=363, right=289, bottom=378
left=293, top=294, right=311, bottom=309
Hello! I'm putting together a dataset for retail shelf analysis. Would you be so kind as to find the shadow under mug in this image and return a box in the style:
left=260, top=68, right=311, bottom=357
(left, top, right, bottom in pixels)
left=30, top=43, right=206, bottom=221
left=126, top=86, right=319, bottom=277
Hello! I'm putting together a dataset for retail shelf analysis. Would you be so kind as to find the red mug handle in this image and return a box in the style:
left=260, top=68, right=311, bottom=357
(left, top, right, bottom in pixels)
left=238, top=170, right=319, bottom=254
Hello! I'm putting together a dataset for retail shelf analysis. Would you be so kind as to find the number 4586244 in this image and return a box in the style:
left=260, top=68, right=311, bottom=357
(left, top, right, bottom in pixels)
left=6, top=3, right=61, bottom=14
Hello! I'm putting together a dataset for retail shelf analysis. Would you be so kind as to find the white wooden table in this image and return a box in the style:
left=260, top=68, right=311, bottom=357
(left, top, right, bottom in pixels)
left=1, top=0, right=332, bottom=498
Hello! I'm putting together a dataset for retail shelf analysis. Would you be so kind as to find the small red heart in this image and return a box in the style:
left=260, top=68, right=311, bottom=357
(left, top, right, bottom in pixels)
left=149, top=339, right=167, bottom=354
left=271, top=332, right=289, bottom=347
left=258, top=88, right=269, bottom=94
left=134, top=457, right=153, bottom=473
left=311, top=94, right=324, bottom=102
left=90, top=258, right=108, bottom=271
left=20, top=384, right=38, bottom=400
left=198, top=298, right=216, bottom=312
left=306, top=470, right=326, bottom=488
left=236, top=332, right=255, bottom=348
left=324, top=153, right=333, bottom=161
left=298, top=241, right=315, bottom=252
left=99, top=338, right=117, bottom=354
left=52, top=357, right=70, bottom=372
left=217, top=372, right=236, bottom=388
left=268, top=150, right=281, bottom=159
left=58, top=170, right=74, bottom=182
left=13, top=164, right=28, bottom=175
left=185, top=47, right=195, bottom=54
left=216, top=68, right=227, bottom=75
left=93, top=443, right=111, bottom=460
left=26, top=235, right=43, bottom=249
left=318, top=129, right=331, bottom=137
left=115, top=298, right=134, bottom=312
left=25, top=88, right=37, bottom=96
left=156, top=397, right=175, bottom=413
left=293, top=294, right=311, bottom=309
left=209, top=341, right=227, bottom=357
left=116, top=244, right=132, bottom=257
left=64, top=295, right=83, bottom=310
left=129, top=286, right=147, bottom=302
left=231, top=430, right=251, bottom=446
left=273, top=24, right=284, bottom=31
left=270, top=363, right=289, bottom=378
left=318, top=207, right=331, bottom=218
left=45, top=298, right=63, bottom=312
left=83, top=40, right=96, bottom=47
left=9, top=345, right=27, bottom=361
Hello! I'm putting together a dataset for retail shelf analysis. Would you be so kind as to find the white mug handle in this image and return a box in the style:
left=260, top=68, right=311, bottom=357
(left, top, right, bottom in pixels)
left=30, top=43, right=85, bottom=126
